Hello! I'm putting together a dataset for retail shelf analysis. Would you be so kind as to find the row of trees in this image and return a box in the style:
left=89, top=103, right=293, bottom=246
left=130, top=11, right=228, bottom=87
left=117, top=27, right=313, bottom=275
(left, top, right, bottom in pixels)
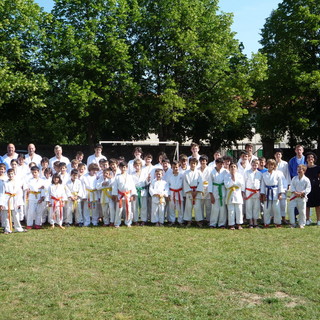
left=0, top=0, right=319, bottom=154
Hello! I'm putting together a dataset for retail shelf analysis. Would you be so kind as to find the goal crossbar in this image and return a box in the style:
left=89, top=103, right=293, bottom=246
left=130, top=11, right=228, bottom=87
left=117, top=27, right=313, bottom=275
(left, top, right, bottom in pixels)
left=99, top=140, right=180, bottom=161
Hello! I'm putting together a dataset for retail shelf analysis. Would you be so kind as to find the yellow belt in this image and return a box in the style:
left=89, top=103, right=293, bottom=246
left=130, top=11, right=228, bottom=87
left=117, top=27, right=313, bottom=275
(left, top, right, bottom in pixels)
left=29, top=191, right=41, bottom=199
left=101, top=187, right=112, bottom=204
left=227, top=186, right=240, bottom=203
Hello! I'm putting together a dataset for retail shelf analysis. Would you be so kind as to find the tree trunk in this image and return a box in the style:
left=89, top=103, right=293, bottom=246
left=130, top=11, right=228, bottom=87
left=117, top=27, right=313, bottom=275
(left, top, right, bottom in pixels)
left=261, top=137, right=275, bottom=159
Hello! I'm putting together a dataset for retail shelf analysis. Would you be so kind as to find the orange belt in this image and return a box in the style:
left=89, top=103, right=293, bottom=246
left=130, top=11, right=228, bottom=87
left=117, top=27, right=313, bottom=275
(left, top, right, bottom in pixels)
left=5, top=192, right=16, bottom=232
left=51, top=196, right=64, bottom=221
left=245, top=188, right=260, bottom=200
left=118, top=190, right=131, bottom=221
left=170, top=188, right=182, bottom=206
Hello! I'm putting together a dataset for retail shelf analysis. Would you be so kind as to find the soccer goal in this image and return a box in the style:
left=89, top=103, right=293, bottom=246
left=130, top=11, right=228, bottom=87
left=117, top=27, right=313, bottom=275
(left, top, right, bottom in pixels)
left=99, top=140, right=180, bottom=161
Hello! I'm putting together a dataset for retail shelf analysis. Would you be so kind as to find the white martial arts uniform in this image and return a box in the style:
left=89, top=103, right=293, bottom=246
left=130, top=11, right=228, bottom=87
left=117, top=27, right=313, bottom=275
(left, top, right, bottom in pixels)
left=208, top=168, right=228, bottom=227
left=131, top=170, right=148, bottom=223
left=65, top=178, right=85, bottom=225
left=276, top=160, right=291, bottom=218
left=167, top=173, right=184, bottom=224
left=244, top=169, right=262, bottom=221
left=86, top=154, right=107, bottom=166
left=47, top=184, right=67, bottom=226
left=260, top=170, right=284, bottom=225
left=224, top=172, right=245, bottom=226
left=183, top=169, right=204, bottom=222
left=198, top=166, right=212, bottom=221
left=49, top=156, right=70, bottom=171
left=149, top=178, right=169, bottom=224
left=82, top=173, right=99, bottom=226
left=0, top=179, right=24, bottom=233
left=96, top=177, right=115, bottom=225
left=25, top=153, right=42, bottom=168
left=112, top=173, right=137, bottom=227
left=289, top=175, right=311, bottom=227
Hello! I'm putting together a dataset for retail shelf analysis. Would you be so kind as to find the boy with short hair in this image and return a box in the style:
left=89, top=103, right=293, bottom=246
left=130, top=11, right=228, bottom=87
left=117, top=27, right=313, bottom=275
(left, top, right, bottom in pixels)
left=208, top=158, right=227, bottom=228
left=131, top=159, right=148, bottom=225
left=244, top=159, right=262, bottom=228
left=0, top=169, right=26, bottom=234
left=224, top=162, right=245, bottom=230
left=260, top=159, right=284, bottom=228
left=149, top=168, right=169, bottom=226
left=258, top=157, right=268, bottom=173
left=167, top=161, right=184, bottom=226
left=96, top=168, right=115, bottom=226
left=179, top=154, right=189, bottom=175
left=112, top=161, right=136, bottom=228
left=65, top=169, right=85, bottom=227
left=128, top=147, right=145, bottom=174
left=26, top=166, right=45, bottom=229
left=289, top=165, right=311, bottom=228
left=183, top=157, right=204, bottom=227
left=82, top=163, right=100, bottom=226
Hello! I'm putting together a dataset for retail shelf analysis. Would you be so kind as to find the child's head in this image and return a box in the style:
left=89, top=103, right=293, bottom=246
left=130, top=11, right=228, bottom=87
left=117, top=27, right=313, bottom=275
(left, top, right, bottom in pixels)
left=52, top=173, right=62, bottom=185
left=223, top=156, right=232, bottom=169
left=7, top=168, right=15, bottom=180
left=109, top=158, right=118, bottom=171
left=191, top=142, right=200, bottom=155
left=53, top=161, right=60, bottom=173
left=94, top=143, right=103, bottom=155
left=78, top=163, right=86, bottom=175
left=59, top=162, right=67, bottom=174
left=297, top=164, right=307, bottom=175
left=251, top=159, right=259, bottom=171
left=155, top=168, right=163, bottom=180
left=245, top=143, right=254, bottom=155
left=88, top=163, right=100, bottom=175
left=240, top=151, right=249, bottom=162
left=0, top=163, right=6, bottom=175
left=44, top=167, right=53, bottom=179
left=133, top=147, right=143, bottom=159
left=258, top=157, right=266, bottom=169
left=213, top=151, right=221, bottom=160
left=306, top=152, right=317, bottom=165
left=41, top=157, right=49, bottom=169
left=71, top=169, right=79, bottom=180
left=266, top=159, right=276, bottom=171
left=119, top=161, right=128, bottom=173
left=158, top=152, right=167, bottom=164
left=75, top=151, right=84, bottom=162
left=229, top=162, right=237, bottom=173
left=133, top=159, right=143, bottom=171
left=10, top=159, right=18, bottom=170
left=17, top=153, right=25, bottom=166
left=215, top=157, right=224, bottom=170
left=31, top=166, right=40, bottom=178
left=199, top=155, right=208, bottom=166
left=274, top=149, right=283, bottom=161
left=144, top=153, right=153, bottom=165
left=103, top=168, right=112, bottom=179
left=29, top=162, right=37, bottom=169
left=179, top=154, right=188, bottom=167
left=71, top=159, right=79, bottom=169
left=189, top=157, right=198, bottom=170
left=161, top=158, right=170, bottom=170
left=171, top=160, right=180, bottom=174
left=295, top=144, right=304, bottom=157
left=99, top=158, right=109, bottom=170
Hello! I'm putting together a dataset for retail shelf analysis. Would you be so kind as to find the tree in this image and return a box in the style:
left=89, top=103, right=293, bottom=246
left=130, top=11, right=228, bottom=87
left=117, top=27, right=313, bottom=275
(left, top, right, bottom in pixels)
left=0, top=0, right=49, bottom=143
left=129, top=0, right=266, bottom=144
left=256, top=0, right=320, bottom=155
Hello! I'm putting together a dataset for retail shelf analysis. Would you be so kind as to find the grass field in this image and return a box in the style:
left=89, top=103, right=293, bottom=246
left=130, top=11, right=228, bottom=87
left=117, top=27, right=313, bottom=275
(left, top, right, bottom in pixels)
left=1, top=224, right=320, bottom=320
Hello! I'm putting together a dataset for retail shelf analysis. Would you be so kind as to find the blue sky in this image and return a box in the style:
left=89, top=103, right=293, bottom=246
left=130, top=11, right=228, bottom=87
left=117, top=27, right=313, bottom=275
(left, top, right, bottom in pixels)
left=35, top=0, right=281, bottom=56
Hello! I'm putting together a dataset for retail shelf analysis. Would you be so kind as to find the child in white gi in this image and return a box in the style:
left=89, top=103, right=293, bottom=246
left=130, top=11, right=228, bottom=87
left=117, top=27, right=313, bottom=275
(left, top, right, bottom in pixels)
left=112, top=161, right=136, bottom=228
left=82, top=163, right=100, bottom=227
left=260, top=159, right=284, bottom=228
left=183, top=158, right=204, bottom=227
left=65, top=169, right=85, bottom=227
left=96, top=168, right=115, bottom=226
left=0, top=169, right=26, bottom=234
left=244, top=159, right=262, bottom=228
left=47, top=173, right=67, bottom=229
left=131, top=159, right=148, bottom=226
left=289, top=165, right=311, bottom=228
left=26, top=166, right=45, bottom=229
left=198, top=155, right=211, bottom=223
left=224, top=163, right=245, bottom=230
left=149, top=169, right=169, bottom=226
left=208, top=158, right=227, bottom=228
left=167, top=161, right=184, bottom=226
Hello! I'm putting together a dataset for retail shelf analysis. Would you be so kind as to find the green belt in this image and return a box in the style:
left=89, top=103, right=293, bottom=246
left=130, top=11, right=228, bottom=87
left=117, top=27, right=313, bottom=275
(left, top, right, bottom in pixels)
left=213, top=182, right=224, bottom=206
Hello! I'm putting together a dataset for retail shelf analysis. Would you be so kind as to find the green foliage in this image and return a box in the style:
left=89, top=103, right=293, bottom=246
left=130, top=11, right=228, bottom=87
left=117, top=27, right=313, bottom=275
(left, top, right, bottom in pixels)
left=255, top=0, right=320, bottom=148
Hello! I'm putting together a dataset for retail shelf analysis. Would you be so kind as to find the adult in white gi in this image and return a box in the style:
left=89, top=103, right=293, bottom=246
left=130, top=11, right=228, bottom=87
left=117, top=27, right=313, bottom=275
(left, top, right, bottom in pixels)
left=25, top=144, right=42, bottom=168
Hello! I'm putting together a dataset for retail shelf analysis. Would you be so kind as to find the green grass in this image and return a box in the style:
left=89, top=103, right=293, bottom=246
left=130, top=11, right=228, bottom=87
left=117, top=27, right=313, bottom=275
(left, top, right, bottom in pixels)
left=1, top=225, right=320, bottom=320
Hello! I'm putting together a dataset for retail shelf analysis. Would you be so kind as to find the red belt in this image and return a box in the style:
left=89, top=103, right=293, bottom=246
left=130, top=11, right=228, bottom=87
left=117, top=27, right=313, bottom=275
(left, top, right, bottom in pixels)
left=190, top=186, right=197, bottom=205
left=118, top=190, right=131, bottom=221
left=245, top=188, right=260, bottom=200
left=290, top=195, right=298, bottom=201
left=51, top=196, right=64, bottom=221
left=170, top=188, right=182, bottom=206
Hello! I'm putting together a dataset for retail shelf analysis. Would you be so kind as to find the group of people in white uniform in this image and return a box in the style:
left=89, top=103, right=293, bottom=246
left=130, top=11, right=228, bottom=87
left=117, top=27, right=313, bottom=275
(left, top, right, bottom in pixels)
left=0, top=141, right=317, bottom=234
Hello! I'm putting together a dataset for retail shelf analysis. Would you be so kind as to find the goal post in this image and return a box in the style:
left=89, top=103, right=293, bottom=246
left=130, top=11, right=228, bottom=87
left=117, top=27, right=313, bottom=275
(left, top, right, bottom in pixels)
left=99, top=140, right=180, bottom=161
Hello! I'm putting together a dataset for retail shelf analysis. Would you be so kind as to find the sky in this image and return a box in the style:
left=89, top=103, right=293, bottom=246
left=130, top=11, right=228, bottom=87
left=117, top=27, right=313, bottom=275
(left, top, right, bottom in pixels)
left=35, top=0, right=281, bottom=56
